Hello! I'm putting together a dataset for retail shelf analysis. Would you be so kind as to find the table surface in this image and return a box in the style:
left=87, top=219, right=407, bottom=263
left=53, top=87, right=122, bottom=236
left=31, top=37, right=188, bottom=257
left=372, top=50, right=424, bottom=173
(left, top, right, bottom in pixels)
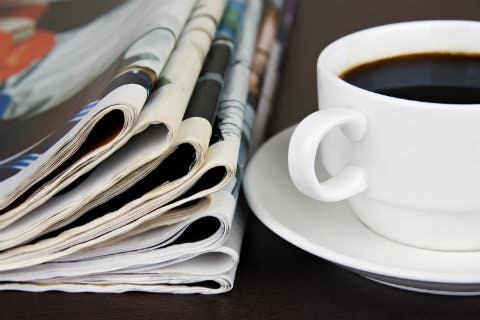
left=3, top=1, right=480, bottom=319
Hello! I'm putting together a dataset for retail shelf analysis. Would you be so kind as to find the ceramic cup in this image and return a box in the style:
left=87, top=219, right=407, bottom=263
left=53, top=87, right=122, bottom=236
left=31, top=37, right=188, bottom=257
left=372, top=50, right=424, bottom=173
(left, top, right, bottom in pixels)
left=288, top=20, right=480, bottom=251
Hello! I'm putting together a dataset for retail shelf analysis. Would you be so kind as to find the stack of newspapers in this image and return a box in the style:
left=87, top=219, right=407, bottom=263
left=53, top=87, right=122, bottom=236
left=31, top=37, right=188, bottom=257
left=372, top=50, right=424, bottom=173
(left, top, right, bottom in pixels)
left=0, top=0, right=296, bottom=294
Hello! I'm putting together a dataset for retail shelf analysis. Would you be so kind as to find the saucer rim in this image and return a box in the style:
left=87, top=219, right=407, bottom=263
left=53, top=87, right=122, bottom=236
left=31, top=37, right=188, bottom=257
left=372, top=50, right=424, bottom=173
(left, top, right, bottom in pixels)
left=244, top=125, right=480, bottom=285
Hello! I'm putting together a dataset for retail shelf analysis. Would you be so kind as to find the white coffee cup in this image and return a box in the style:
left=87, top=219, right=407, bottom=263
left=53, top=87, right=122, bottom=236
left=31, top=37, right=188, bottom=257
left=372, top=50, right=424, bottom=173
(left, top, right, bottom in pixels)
left=288, top=20, right=480, bottom=251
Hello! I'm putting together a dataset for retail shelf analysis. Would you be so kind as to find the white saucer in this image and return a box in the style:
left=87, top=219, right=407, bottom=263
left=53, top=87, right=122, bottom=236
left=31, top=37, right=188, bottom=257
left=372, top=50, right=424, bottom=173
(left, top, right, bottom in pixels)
left=244, top=126, right=480, bottom=296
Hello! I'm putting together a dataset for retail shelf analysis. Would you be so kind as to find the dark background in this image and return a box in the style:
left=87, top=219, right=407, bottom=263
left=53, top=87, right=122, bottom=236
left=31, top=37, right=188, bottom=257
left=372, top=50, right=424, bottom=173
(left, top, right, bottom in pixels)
left=3, top=1, right=480, bottom=319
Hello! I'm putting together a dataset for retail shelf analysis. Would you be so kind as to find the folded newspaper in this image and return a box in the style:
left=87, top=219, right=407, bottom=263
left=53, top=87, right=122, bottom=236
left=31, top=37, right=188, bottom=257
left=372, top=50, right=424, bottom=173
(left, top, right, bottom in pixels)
left=0, top=0, right=296, bottom=293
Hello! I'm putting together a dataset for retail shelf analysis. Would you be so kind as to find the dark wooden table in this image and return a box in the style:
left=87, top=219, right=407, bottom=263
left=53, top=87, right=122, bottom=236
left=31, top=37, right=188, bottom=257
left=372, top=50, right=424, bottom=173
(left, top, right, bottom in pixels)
left=3, top=1, right=480, bottom=319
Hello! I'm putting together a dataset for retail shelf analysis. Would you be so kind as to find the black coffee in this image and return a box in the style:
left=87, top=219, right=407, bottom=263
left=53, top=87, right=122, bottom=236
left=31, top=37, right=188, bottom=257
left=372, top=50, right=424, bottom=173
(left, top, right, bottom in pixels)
left=341, top=53, right=480, bottom=104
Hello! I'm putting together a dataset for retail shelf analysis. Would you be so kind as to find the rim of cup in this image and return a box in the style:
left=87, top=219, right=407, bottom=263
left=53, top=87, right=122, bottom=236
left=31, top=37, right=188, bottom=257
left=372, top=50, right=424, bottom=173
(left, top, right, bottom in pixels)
left=317, top=20, right=480, bottom=110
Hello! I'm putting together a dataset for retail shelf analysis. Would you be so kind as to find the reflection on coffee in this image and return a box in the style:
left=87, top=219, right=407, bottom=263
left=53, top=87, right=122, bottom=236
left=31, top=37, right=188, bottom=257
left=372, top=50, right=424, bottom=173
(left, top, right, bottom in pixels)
left=341, top=53, right=480, bottom=104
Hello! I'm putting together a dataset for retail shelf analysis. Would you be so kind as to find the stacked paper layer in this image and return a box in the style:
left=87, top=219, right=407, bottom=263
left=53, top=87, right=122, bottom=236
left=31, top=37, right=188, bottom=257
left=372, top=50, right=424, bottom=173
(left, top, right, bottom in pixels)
left=0, top=0, right=296, bottom=293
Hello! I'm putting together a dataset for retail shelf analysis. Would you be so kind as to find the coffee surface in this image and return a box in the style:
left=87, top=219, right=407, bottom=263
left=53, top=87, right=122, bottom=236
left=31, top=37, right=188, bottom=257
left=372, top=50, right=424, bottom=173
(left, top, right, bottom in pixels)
left=341, top=53, right=480, bottom=104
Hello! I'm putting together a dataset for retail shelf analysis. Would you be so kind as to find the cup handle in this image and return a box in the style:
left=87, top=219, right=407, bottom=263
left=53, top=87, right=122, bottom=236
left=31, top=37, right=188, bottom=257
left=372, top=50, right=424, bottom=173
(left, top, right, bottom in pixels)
left=288, top=107, right=368, bottom=202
